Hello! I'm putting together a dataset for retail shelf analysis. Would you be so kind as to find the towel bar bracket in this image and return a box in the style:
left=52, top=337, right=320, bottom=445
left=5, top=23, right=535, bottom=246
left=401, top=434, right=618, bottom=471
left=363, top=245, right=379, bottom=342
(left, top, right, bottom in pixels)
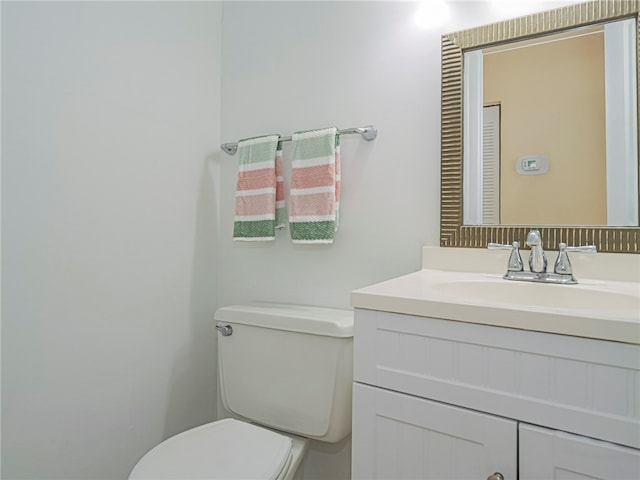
left=350, top=125, right=378, bottom=142
left=220, top=125, right=377, bottom=156
left=221, top=143, right=239, bottom=155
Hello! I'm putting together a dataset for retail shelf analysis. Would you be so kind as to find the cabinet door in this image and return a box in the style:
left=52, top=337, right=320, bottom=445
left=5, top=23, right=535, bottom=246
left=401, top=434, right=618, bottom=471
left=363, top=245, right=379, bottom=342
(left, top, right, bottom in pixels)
left=520, top=423, right=640, bottom=480
left=352, top=383, right=517, bottom=480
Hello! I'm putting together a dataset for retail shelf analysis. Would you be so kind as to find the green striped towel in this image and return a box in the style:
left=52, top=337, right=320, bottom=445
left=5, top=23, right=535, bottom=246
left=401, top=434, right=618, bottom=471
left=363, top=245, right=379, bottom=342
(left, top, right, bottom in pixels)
left=289, top=127, right=341, bottom=244
left=275, top=141, right=286, bottom=229
left=233, top=134, right=280, bottom=241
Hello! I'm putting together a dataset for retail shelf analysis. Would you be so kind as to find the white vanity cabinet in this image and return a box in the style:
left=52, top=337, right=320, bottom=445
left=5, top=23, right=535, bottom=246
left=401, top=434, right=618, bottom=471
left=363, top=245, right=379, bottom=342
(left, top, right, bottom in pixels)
left=352, top=308, right=640, bottom=480
left=353, top=383, right=518, bottom=479
left=519, top=424, right=640, bottom=480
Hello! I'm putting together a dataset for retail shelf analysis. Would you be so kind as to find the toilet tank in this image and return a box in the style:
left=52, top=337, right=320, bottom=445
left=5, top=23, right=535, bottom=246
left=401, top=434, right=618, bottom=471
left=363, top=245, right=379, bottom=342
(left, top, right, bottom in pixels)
left=214, top=303, right=354, bottom=443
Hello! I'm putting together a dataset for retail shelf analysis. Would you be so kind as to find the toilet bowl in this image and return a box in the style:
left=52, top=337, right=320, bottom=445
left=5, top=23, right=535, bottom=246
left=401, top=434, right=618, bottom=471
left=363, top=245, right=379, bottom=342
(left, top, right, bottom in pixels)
left=129, top=303, right=353, bottom=480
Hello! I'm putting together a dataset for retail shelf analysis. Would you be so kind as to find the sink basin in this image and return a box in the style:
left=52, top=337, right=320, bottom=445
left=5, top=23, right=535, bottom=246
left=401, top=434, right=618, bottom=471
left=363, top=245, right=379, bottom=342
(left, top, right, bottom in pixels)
left=432, top=279, right=640, bottom=312
left=351, top=251, right=640, bottom=344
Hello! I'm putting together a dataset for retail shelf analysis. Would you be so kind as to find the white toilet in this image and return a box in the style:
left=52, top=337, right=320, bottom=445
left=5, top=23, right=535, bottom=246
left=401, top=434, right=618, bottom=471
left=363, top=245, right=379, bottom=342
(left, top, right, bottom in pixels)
left=129, top=302, right=354, bottom=480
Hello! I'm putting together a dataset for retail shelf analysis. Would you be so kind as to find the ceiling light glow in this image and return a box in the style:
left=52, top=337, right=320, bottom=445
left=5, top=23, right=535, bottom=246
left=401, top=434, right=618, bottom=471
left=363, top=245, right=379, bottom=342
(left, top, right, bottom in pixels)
left=415, top=0, right=451, bottom=29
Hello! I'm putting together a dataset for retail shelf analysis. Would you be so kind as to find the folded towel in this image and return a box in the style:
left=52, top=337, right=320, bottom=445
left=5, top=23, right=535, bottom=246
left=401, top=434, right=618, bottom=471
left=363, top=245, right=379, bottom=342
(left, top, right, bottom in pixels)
left=289, top=127, right=340, bottom=244
left=275, top=141, right=286, bottom=229
left=233, top=134, right=280, bottom=241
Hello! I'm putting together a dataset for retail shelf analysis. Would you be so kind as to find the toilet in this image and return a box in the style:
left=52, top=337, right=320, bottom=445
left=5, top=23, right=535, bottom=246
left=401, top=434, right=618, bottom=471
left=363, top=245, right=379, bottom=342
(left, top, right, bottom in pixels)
left=129, top=302, right=354, bottom=480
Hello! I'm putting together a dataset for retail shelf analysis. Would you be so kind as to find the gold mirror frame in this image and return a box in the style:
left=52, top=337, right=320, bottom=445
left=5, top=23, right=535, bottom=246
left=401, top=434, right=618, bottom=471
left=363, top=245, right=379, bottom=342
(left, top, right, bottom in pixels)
left=441, top=0, right=640, bottom=253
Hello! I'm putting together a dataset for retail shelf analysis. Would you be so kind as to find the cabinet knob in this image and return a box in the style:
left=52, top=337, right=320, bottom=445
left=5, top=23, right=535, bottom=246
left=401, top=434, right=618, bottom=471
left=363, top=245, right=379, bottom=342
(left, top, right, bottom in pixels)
left=487, top=473, right=504, bottom=480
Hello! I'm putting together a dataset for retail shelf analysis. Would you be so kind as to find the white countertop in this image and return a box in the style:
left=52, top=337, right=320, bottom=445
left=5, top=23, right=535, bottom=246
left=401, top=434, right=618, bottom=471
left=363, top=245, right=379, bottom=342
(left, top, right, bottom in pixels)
left=351, top=248, right=640, bottom=345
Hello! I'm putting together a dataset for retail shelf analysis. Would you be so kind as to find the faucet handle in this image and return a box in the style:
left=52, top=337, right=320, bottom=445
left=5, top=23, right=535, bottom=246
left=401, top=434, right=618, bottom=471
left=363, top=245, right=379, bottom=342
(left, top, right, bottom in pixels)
left=488, top=241, right=523, bottom=272
left=553, top=242, right=596, bottom=276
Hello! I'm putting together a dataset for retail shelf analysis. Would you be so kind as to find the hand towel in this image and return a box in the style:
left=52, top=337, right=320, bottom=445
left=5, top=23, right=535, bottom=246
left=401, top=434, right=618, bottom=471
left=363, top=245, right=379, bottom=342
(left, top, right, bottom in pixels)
left=289, top=127, right=340, bottom=244
left=275, top=141, right=286, bottom=229
left=233, top=134, right=280, bottom=241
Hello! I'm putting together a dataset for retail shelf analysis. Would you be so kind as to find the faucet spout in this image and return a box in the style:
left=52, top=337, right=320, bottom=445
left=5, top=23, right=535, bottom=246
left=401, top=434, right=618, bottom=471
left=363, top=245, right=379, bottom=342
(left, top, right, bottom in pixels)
left=525, top=229, right=547, bottom=273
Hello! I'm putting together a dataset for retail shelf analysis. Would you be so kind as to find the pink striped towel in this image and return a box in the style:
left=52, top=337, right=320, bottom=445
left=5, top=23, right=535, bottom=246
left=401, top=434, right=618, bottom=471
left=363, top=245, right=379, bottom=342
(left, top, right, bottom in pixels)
left=289, top=127, right=341, bottom=244
left=233, top=135, right=282, bottom=241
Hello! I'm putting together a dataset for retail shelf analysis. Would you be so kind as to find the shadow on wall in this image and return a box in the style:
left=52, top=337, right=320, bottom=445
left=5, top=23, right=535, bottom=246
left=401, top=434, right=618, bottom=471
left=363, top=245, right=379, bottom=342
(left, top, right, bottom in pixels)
left=302, top=435, right=352, bottom=480
left=163, top=158, right=220, bottom=440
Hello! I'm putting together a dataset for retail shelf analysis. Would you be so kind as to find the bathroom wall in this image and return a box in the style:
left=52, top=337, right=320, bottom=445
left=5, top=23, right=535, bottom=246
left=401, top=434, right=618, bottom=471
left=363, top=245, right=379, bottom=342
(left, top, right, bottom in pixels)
left=218, top=1, right=441, bottom=310
left=218, top=1, right=577, bottom=478
left=2, top=1, right=582, bottom=479
left=218, top=0, right=582, bottom=309
left=2, top=2, right=221, bottom=479
left=219, top=3, right=441, bottom=469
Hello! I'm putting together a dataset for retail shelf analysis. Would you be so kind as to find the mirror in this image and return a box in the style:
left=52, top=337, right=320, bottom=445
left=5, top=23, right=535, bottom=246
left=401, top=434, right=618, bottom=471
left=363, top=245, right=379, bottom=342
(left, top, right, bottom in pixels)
left=441, top=0, right=640, bottom=253
left=464, top=20, right=637, bottom=227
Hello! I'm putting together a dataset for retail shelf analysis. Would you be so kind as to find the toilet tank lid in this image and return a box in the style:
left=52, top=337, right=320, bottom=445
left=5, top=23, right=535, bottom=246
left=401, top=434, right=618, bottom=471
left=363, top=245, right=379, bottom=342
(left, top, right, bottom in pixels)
left=214, top=302, right=354, bottom=338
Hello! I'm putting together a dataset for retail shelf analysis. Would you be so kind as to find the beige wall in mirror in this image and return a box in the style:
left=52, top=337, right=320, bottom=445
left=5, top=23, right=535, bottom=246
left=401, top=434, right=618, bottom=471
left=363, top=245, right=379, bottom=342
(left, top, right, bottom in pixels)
left=483, top=27, right=607, bottom=225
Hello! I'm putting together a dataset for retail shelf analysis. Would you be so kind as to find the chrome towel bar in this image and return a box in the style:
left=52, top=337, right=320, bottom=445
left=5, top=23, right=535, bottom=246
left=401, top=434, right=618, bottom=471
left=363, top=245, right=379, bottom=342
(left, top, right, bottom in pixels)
left=220, top=125, right=378, bottom=155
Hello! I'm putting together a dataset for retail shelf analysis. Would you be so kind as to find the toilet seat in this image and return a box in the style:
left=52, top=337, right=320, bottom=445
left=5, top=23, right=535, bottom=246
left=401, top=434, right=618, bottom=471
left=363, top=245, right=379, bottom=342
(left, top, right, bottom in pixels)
left=129, top=418, right=294, bottom=480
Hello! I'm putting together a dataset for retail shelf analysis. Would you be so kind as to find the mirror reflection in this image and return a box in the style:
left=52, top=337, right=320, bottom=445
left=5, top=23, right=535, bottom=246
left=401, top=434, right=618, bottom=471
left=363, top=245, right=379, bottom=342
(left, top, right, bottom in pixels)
left=462, top=17, right=638, bottom=227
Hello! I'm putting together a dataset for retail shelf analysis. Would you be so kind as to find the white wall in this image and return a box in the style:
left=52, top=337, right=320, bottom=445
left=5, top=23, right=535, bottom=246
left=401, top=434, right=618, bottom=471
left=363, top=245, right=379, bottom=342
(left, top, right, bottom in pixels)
left=218, top=1, right=458, bottom=478
left=1, top=2, right=221, bottom=479
left=1, top=1, right=582, bottom=479
left=219, top=1, right=439, bottom=310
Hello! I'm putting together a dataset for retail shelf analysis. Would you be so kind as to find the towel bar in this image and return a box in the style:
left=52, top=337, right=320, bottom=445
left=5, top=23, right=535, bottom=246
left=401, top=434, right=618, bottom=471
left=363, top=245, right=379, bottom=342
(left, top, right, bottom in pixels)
left=220, top=125, right=378, bottom=155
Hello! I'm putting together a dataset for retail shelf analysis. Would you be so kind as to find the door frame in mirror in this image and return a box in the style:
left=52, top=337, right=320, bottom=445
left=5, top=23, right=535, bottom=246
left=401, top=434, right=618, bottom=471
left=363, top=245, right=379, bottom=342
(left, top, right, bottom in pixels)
left=441, top=0, right=640, bottom=253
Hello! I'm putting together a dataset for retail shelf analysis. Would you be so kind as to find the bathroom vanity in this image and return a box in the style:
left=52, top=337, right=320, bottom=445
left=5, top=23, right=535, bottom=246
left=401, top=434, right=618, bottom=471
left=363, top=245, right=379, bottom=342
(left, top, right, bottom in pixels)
left=367, top=2, right=640, bottom=477
left=350, top=247, right=640, bottom=480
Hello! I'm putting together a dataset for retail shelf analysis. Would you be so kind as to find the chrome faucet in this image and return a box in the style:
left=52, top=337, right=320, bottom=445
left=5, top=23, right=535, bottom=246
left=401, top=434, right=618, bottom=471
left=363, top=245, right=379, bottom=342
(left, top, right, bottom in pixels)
left=525, top=229, right=547, bottom=273
left=488, top=230, right=596, bottom=285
